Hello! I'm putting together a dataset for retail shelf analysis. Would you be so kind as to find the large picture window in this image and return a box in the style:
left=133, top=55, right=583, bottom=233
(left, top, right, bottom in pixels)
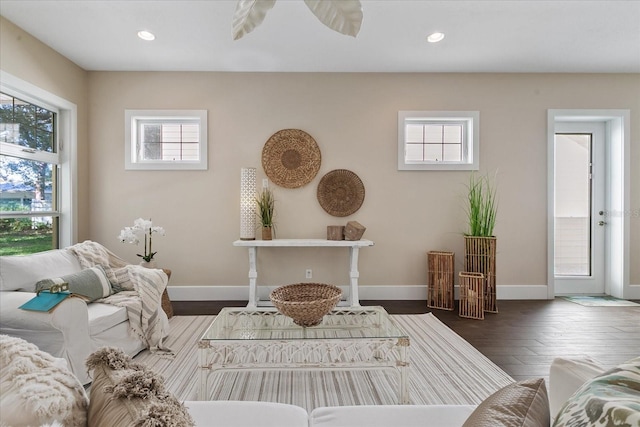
left=0, top=92, right=59, bottom=255
left=0, top=71, right=76, bottom=256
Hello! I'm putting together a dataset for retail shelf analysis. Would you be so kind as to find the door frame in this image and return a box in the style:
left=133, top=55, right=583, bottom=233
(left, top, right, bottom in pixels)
left=547, top=109, right=631, bottom=299
left=553, top=122, right=605, bottom=295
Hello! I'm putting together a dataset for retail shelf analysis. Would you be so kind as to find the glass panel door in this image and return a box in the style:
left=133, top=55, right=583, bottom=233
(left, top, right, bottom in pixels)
left=554, top=133, right=592, bottom=276
left=553, top=122, right=605, bottom=295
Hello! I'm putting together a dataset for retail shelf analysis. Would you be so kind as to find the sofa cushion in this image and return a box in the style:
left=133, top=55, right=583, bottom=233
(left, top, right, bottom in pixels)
left=185, top=401, right=309, bottom=427
left=35, top=265, right=113, bottom=301
left=553, top=356, right=640, bottom=427
left=461, top=377, right=550, bottom=427
left=549, top=357, right=606, bottom=421
left=309, top=404, right=477, bottom=427
left=0, top=334, right=88, bottom=426
left=88, top=302, right=129, bottom=335
left=0, top=249, right=81, bottom=292
left=86, top=347, right=194, bottom=427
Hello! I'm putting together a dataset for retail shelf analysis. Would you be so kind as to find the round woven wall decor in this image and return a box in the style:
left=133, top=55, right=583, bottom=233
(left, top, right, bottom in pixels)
left=317, top=169, right=365, bottom=217
left=262, top=129, right=321, bottom=189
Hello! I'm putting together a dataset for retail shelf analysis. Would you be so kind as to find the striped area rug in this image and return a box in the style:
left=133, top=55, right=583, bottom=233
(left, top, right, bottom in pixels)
left=133, top=313, right=513, bottom=411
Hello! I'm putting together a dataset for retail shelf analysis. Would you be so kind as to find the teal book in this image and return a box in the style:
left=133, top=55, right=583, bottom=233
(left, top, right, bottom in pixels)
left=19, top=291, right=71, bottom=312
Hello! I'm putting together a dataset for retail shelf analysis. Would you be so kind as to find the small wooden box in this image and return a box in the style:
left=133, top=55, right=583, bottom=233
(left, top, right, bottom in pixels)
left=344, top=221, right=366, bottom=241
left=459, top=271, right=485, bottom=320
left=327, top=226, right=345, bottom=240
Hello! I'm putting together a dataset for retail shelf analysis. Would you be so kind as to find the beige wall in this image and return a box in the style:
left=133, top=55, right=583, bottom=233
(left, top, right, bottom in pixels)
left=86, top=72, right=640, bottom=293
left=0, top=17, right=90, bottom=240
left=2, top=16, right=639, bottom=296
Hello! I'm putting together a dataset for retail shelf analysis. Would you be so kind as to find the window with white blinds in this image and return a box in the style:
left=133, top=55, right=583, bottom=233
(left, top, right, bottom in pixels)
left=125, top=110, right=208, bottom=170
left=398, top=111, right=479, bottom=171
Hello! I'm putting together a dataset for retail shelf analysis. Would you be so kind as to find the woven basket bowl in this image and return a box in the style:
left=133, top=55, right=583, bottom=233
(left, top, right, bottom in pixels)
left=270, top=283, right=342, bottom=327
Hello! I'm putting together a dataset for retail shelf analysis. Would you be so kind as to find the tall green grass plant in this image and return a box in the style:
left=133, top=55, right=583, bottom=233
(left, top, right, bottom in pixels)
left=256, top=187, right=276, bottom=228
left=466, top=172, right=498, bottom=237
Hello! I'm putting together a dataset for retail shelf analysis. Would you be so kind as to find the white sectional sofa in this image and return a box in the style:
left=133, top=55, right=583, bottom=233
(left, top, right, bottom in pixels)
left=185, top=356, right=640, bottom=427
left=2, top=331, right=638, bottom=426
left=0, top=243, right=169, bottom=385
left=184, top=401, right=477, bottom=427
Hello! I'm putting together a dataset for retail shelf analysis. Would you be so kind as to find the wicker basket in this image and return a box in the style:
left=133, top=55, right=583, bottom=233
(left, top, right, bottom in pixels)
left=270, top=283, right=342, bottom=327
left=427, top=251, right=455, bottom=311
left=459, top=272, right=485, bottom=320
left=464, top=236, right=498, bottom=313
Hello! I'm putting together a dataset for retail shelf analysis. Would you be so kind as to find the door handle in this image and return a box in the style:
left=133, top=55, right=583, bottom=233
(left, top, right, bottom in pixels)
left=598, top=220, right=607, bottom=226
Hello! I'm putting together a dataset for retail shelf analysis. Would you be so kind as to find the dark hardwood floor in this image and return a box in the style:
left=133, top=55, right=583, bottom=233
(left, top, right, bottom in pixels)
left=172, top=298, right=640, bottom=383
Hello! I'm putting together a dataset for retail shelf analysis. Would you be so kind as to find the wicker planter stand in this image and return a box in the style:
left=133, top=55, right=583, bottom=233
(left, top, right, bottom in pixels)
left=458, top=272, right=485, bottom=320
left=427, top=251, right=455, bottom=311
left=464, top=236, right=498, bottom=313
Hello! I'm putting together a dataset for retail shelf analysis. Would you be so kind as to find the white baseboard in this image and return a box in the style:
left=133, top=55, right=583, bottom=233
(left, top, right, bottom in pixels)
left=167, top=284, right=552, bottom=301
left=626, top=284, right=640, bottom=300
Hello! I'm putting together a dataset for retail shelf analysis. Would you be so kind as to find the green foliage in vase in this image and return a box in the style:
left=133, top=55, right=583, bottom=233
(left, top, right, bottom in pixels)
left=466, top=172, right=498, bottom=237
left=256, top=187, right=276, bottom=228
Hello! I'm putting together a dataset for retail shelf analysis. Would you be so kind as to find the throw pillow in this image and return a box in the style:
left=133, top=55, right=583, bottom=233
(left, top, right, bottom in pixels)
left=461, top=378, right=550, bottom=427
left=86, top=347, right=194, bottom=427
left=553, top=356, right=640, bottom=427
left=0, top=249, right=82, bottom=292
left=35, top=265, right=113, bottom=301
left=0, top=335, right=88, bottom=426
left=548, top=357, right=606, bottom=421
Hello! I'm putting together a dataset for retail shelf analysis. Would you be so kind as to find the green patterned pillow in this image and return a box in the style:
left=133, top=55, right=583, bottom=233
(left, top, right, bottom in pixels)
left=35, top=265, right=113, bottom=302
left=553, top=357, right=640, bottom=427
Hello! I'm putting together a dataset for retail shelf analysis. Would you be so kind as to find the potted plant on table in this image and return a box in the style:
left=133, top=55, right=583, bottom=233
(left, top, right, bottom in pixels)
left=118, top=218, right=165, bottom=267
left=464, top=172, right=498, bottom=313
left=256, top=187, right=276, bottom=240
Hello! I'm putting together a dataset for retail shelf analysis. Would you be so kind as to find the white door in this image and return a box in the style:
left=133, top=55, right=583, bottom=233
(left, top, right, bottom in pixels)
left=553, top=122, right=605, bottom=295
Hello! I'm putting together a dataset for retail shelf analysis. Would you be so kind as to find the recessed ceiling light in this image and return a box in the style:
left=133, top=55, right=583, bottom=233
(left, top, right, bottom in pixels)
left=427, top=32, right=445, bottom=43
left=137, top=30, right=155, bottom=41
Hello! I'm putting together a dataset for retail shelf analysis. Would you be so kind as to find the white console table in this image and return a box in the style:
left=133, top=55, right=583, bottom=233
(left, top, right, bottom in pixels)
left=233, top=239, right=375, bottom=308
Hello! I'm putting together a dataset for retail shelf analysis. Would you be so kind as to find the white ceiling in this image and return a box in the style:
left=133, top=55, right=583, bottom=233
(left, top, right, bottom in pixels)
left=1, top=0, right=639, bottom=73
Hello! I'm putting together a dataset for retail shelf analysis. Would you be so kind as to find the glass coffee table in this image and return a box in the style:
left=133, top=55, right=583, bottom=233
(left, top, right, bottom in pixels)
left=198, top=306, right=410, bottom=403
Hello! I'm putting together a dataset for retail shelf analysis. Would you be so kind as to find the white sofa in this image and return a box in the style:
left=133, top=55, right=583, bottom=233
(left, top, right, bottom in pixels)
left=183, top=356, right=637, bottom=427
left=0, top=244, right=169, bottom=385
left=2, top=332, right=637, bottom=427
left=184, top=401, right=476, bottom=427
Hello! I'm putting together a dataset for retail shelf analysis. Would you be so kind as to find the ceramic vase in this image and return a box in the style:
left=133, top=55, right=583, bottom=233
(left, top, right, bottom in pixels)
left=262, top=226, right=273, bottom=240
left=139, top=260, right=157, bottom=269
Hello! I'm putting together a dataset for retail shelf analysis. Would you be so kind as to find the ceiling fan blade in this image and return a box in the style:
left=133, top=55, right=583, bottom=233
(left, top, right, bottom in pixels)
left=303, top=0, right=363, bottom=37
left=232, top=0, right=277, bottom=40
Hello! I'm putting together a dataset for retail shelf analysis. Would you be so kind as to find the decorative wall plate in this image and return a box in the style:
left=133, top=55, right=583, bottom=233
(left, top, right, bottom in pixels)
left=317, top=169, right=365, bottom=217
left=262, top=129, right=321, bottom=188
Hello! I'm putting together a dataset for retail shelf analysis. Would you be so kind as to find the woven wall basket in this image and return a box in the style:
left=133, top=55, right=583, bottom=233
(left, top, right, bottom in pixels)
left=317, top=169, right=365, bottom=217
left=262, top=129, right=321, bottom=188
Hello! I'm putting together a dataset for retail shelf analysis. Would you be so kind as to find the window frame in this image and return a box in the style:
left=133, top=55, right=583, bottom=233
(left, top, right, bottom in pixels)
left=125, top=109, right=208, bottom=170
left=398, top=111, right=479, bottom=171
left=0, top=70, right=77, bottom=249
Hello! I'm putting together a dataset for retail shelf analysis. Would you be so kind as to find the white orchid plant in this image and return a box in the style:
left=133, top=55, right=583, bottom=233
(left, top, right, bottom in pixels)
left=118, top=218, right=165, bottom=263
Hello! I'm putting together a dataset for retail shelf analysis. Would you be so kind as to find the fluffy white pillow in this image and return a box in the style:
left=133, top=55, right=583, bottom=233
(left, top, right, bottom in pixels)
left=0, top=335, right=88, bottom=426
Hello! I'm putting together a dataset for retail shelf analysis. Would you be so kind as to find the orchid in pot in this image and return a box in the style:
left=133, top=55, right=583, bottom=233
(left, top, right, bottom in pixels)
left=118, top=218, right=165, bottom=266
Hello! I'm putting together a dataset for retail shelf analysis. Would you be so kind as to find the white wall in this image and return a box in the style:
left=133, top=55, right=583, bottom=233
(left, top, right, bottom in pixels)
left=2, top=16, right=639, bottom=299
left=85, top=72, right=640, bottom=299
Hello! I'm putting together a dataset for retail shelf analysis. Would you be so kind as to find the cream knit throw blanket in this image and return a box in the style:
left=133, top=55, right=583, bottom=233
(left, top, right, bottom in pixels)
left=68, top=241, right=172, bottom=354
left=0, top=335, right=88, bottom=427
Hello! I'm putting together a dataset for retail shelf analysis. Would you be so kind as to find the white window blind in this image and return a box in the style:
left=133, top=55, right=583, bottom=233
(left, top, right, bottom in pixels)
left=398, top=111, right=479, bottom=171
left=125, top=110, right=208, bottom=170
